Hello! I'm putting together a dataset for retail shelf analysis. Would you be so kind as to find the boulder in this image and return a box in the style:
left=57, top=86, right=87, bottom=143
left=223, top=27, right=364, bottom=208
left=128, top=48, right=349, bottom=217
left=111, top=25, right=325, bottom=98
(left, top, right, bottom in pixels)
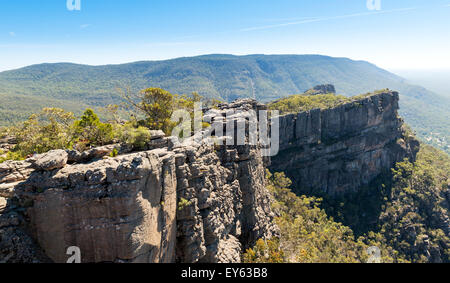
left=33, top=150, right=68, bottom=171
left=0, top=197, right=6, bottom=213
left=67, top=144, right=121, bottom=164
left=149, top=130, right=166, bottom=140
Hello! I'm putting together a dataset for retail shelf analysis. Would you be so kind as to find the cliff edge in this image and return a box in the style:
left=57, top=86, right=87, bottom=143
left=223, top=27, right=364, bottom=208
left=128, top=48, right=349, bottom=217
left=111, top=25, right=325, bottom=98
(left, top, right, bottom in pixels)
left=271, top=91, right=419, bottom=196
left=0, top=91, right=418, bottom=263
left=0, top=100, right=278, bottom=263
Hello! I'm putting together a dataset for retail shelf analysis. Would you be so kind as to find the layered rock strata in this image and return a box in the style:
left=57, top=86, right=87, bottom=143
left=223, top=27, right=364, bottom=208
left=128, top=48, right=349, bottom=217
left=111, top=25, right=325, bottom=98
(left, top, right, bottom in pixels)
left=0, top=100, right=278, bottom=263
left=271, top=91, right=419, bottom=196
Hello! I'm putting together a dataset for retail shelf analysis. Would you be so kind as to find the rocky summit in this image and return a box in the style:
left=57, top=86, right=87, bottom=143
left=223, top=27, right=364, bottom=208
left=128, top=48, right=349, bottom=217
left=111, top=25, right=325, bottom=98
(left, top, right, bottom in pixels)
left=0, top=91, right=418, bottom=263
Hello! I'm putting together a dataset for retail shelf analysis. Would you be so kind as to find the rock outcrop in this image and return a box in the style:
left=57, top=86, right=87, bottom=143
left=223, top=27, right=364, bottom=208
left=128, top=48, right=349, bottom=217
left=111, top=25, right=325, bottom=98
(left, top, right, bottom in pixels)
left=0, top=100, right=278, bottom=263
left=174, top=141, right=277, bottom=263
left=0, top=91, right=418, bottom=263
left=306, top=84, right=336, bottom=95
left=271, top=91, right=419, bottom=196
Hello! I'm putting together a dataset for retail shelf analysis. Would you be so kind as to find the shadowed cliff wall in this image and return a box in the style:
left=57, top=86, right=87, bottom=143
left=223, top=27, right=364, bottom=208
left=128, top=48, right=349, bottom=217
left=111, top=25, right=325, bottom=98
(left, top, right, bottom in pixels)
left=270, top=91, right=419, bottom=196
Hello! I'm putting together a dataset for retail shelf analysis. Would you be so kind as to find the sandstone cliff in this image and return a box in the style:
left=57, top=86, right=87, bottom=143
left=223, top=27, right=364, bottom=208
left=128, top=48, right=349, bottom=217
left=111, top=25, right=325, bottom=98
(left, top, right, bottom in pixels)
left=0, top=91, right=417, bottom=263
left=0, top=100, right=278, bottom=263
left=271, top=91, right=419, bottom=196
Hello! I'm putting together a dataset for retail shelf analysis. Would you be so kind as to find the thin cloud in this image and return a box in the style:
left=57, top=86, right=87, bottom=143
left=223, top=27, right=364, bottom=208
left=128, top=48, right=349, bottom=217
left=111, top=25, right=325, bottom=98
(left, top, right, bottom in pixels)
left=9, top=32, right=16, bottom=37
left=256, top=16, right=320, bottom=23
left=80, top=24, right=91, bottom=29
left=241, top=18, right=320, bottom=32
left=0, top=44, right=61, bottom=48
left=141, top=41, right=201, bottom=47
left=240, top=7, right=417, bottom=32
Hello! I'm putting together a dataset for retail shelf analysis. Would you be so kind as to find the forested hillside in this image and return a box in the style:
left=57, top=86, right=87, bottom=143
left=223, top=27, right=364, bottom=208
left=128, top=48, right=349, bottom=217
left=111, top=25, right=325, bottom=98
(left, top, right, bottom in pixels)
left=0, top=54, right=449, bottom=153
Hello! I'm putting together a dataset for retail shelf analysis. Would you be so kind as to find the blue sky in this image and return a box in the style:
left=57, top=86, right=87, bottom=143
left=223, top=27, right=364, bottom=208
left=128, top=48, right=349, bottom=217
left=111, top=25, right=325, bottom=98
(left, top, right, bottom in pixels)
left=1, top=0, right=450, bottom=71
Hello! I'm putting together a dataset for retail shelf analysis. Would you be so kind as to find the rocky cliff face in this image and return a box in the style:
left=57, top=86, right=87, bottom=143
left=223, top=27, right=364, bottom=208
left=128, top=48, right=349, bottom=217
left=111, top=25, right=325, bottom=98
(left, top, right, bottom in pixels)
left=271, top=91, right=419, bottom=196
left=0, top=91, right=418, bottom=263
left=0, top=100, right=278, bottom=263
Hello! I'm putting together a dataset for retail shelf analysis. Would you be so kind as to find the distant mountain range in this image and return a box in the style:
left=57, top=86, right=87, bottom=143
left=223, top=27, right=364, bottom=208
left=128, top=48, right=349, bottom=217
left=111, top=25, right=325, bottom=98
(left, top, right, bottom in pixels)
left=0, top=54, right=449, bottom=152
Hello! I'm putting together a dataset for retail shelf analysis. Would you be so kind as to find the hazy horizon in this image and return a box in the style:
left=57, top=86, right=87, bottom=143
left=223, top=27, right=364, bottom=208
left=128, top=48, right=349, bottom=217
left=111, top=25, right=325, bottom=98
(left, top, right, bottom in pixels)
left=392, top=69, right=450, bottom=97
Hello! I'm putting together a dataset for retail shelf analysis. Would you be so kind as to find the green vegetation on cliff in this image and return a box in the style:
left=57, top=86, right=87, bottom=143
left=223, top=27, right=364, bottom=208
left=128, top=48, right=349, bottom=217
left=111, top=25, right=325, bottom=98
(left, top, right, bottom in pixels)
left=0, top=107, right=120, bottom=162
left=267, top=89, right=384, bottom=114
left=245, top=144, right=449, bottom=263
left=380, top=145, right=450, bottom=262
left=244, top=171, right=398, bottom=263
left=0, top=88, right=208, bottom=163
left=268, top=93, right=351, bottom=113
left=316, top=144, right=449, bottom=262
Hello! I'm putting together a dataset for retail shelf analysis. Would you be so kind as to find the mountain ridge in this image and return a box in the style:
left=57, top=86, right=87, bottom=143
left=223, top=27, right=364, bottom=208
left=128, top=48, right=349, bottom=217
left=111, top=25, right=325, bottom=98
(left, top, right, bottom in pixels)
left=0, top=54, right=440, bottom=101
left=0, top=54, right=449, bottom=152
